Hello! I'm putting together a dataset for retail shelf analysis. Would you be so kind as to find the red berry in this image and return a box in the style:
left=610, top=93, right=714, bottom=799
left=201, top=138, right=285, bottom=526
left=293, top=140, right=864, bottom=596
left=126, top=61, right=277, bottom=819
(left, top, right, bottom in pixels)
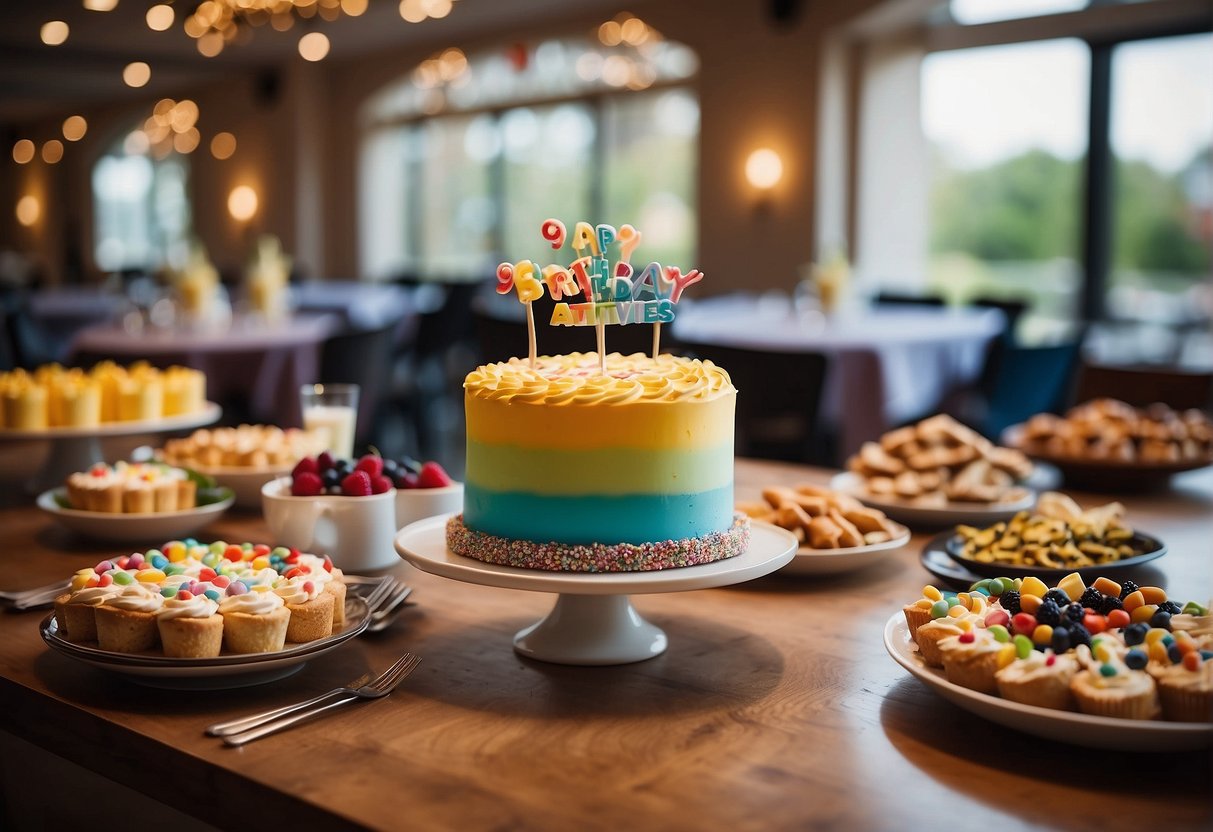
left=1011, top=612, right=1037, bottom=635
left=317, top=451, right=336, bottom=472
left=291, top=472, right=324, bottom=497
left=1107, top=609, right=1131, bottom=630
left=341, top=470, right=373, bottom=497
left=417, top=461, right=453, bottom=489
left=1084, top=613, right=1107, bottom=634
left=292, top=457, right=319, bottom=478
left=355, top=454, right=384, bottom=478
left=371, top=474, right=393, bottom=495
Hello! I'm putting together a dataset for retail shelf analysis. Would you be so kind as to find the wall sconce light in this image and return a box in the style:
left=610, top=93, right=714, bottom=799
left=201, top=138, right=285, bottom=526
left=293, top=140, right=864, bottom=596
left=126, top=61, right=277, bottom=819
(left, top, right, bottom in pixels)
left=228, top=185, right=258, bottom=222
left=745, top=148, right=783, bottom=192
left=16, top=195, right=41, bottom=228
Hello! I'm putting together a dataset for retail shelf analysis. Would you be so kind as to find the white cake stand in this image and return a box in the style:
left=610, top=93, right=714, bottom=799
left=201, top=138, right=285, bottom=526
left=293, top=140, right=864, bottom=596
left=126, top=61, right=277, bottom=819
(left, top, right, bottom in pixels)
left=394, top=514, right=798, bottom=666
left=0, top=402, right=221, bottom=493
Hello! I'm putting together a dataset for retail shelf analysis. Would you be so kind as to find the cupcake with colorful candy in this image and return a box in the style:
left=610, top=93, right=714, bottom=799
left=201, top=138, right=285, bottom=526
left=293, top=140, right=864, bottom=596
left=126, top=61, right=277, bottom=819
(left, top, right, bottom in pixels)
left=915, top=591, right=992, bottom=668
left=53, top=567, right=126, bottom=643
left=273, top=575, right=335, bottom=643
left=156, top=581, right=225, bottom=659
left=937, top=627, right=1006, bottom=694
left=1069, top=640, right=1160, bottom=720
left=218, top=583, right=290, bottom=654
left=94, top=581, right=165, bottom=653
left=995, top=638, right=1079, bottom=711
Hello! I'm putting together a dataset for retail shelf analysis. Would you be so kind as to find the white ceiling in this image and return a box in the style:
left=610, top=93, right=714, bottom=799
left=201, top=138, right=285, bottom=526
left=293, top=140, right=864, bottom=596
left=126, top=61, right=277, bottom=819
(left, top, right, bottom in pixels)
left=0, top=0, right=622, bottom=126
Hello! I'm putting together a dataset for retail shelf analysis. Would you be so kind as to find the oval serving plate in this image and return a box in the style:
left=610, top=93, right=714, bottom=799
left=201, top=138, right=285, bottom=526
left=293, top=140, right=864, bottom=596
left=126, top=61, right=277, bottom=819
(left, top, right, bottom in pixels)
left=40, top=595, right=370, bottom=690
left=781, top=523, right=912, bottom=576
left=884, top=613, right=1211, bottom=752
left=37, top=487, right=235, bottom=543
left=829, top=472, right=1035, bottom=528
left=927, top=529, right=1167, bottom=582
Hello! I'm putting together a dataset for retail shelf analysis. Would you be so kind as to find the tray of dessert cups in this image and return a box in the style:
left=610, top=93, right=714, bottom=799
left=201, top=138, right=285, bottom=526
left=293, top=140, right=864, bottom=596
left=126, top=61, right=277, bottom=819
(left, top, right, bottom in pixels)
left=37, top=487, right=235, bottom=543
left=40, top=595, right=371, bottom=690
left=0, top=402, right=222, bottom=440
left=885, top=615, right=1212, bottom=752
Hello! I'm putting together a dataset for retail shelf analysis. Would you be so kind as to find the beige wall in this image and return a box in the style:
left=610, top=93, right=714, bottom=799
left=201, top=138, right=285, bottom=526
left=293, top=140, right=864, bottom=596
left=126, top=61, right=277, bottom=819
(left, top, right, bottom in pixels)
left=0, top=0, right=882, bottom=292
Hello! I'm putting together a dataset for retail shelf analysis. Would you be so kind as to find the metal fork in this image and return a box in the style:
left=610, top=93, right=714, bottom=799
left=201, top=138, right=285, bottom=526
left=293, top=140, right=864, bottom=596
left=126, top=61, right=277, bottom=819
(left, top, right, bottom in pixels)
left=219, top=653, right=421, bottom=746
left=1, top=581, right=69, bottom=610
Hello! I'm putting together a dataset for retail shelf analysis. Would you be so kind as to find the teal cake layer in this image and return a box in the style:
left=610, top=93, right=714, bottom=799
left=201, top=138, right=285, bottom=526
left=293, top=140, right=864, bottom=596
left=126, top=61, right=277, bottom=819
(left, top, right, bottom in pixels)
left=462, top=484, right=735, bottom=545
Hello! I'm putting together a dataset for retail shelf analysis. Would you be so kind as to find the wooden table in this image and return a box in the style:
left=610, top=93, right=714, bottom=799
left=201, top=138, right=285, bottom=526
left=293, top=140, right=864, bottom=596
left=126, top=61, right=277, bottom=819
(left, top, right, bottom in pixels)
left=1, top=460, right=1210, bottom=831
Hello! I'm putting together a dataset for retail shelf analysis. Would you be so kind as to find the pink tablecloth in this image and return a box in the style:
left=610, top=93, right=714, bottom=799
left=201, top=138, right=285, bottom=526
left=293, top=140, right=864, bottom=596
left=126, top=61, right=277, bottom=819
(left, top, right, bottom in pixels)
left=68, top=315, right=338, bottom=427
left=672, top=297, right=1004, bottom=456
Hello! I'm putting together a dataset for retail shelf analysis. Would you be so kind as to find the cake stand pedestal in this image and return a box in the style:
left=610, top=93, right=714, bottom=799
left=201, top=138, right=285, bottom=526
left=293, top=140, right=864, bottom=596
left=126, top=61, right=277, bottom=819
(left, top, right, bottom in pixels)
left=0, top=403, right=221, bottom=494
left=394, top=515, right=798, bottom=665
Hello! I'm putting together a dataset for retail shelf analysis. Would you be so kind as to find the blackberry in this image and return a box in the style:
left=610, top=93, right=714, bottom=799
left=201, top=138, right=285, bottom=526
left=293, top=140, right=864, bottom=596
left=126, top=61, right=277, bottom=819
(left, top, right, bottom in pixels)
left=1150, top=610, right=1173, bottom=631
left=1036, top=599, right=1062, bottom=626
left=1065, top=603, right=1086, bottom=623
left=1044, top=589, right=1070, bottom=607
left=1118, top=580, right=1140, bottom=600
left=1097, top=595, right=1124, bottom=616
left=1068, top=623, right=1092, bottom=648
left=1158, top=600, right=1182, bottom=615
left=1123, top=622, right=1149, bottom=645
left=999, top=590, right=1021, bottom=615
left=1079, top=587, right=1103, bottom=609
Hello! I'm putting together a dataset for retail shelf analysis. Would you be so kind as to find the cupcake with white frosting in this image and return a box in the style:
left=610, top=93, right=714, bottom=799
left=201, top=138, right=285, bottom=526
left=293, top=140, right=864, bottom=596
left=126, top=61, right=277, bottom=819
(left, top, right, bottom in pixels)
left=95, top=582, right=166, bottom=652
left=218, top=585, right=289, bottom=654
left=157, top=590, right=223, bottom=658
left=274, top=577, right=335, bottom=643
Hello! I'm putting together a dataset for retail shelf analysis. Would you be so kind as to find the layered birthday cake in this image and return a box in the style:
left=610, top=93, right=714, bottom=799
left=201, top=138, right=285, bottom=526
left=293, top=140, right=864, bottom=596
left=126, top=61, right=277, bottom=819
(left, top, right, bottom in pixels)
left=448, top=351, right=748, bottom=571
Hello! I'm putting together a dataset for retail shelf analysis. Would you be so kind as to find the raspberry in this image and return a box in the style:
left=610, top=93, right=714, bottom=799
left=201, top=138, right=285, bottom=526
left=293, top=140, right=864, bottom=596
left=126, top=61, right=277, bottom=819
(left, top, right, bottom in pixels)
left=417, top=461, right=453, bottom=489
left=292, top=457, right=319, bottom=478
left=1118, top=580, right=1140, bottom=600
left=1065, top=603, right=1085, bottom=622
left=291, top=472, right=323, bottom=496
left=340, top=470, right=373, bottom=497
left=1097, top=595, right=1123, bottom=615
left=355, top=454, right=384, bottom=478
left=371, top=474, right=393, bottom=495
left=317, top=451, right=336, bottom=472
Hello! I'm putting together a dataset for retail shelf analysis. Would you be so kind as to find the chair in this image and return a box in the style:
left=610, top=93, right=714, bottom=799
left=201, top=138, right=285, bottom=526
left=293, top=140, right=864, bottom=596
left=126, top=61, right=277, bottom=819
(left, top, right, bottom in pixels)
left=318, top=321, right=400, bottom=450
left=874, top=291, right=945, bottom=308
left=978, top=339, right=1086, bottom=439
left=970, top=296, right=1030, bottom=343
left=1074, top=364, right=1213, bottom=412
left=677, top=342, right=829, bottom=464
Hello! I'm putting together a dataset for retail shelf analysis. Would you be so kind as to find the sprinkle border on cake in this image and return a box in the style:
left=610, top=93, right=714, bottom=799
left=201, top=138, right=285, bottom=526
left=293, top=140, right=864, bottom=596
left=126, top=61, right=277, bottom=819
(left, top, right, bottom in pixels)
left=445, top=512, right=751, bottom=573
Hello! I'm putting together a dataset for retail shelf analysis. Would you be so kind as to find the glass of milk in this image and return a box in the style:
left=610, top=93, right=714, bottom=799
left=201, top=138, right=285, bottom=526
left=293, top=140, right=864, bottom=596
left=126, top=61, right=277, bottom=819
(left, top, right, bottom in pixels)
left=300, top=383, right=359, bottom=459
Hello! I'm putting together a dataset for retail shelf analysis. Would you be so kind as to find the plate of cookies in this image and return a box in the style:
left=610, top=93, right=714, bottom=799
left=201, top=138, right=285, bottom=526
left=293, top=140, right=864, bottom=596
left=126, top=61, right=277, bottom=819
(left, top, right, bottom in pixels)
left=925, top=491, right=1167, bottom=581
left=834, top=414, right=1036, bottom=526
left=159, top=425, right=329, bottom=507
left=737, top=483, right=910, bottom=575
left=1004, top=399, right=1213, bottom=491
left=37, top=461, right=234, bottom=543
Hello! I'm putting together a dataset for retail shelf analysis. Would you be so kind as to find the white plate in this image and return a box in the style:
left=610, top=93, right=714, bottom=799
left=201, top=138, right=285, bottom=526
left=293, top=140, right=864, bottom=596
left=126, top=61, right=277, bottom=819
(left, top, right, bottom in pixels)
left=37, top=487, right=234, bottom=543
left=0, top=402, right=222, bottom=440
left=40, top=596, right=371, bottom=690
left=186, top=464, right=293, bottom=509
left=395, top=515, right=799, bottom=595
left=830, top=472, right=1035, bottom=527
left=883, top=613, right=1212, bottom=751
left=780, top=524, right=912, bottom=576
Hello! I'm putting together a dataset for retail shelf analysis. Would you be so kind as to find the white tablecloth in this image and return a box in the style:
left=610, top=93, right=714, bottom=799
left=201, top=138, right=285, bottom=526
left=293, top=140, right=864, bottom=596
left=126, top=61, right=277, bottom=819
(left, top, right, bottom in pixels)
left=672, top=296, right=1004, bottom=456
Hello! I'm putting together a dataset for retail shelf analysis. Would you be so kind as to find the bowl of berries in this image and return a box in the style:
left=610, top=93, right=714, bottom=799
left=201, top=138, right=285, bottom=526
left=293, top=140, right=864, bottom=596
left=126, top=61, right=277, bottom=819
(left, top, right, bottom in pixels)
left=385, top=456, right=462, bottom=531
left=261, top=453, right=401, bottom=572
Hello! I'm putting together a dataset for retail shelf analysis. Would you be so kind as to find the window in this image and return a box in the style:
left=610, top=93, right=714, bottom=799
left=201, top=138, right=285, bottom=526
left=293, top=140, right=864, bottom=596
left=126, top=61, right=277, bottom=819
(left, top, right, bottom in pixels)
left=359, top=22, right=698, bottom=281
left=921, top=39, right=1090, bottom=339
left=948, top=0, right=1088, bottom=26
left=1108, top=33, right=1213, bottom=327
left=92, top=129, right=190, bottom=273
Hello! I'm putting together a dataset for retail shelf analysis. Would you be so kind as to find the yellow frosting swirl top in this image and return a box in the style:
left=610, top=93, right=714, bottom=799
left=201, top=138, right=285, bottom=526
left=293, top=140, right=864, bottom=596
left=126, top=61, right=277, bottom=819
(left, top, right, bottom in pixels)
left=465, top=352, right=735, bottom=405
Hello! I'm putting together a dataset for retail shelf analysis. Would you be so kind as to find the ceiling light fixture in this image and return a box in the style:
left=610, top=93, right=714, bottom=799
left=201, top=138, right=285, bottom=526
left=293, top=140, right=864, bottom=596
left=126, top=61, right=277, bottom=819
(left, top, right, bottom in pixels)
left=40, top=21, right=69, bottom=46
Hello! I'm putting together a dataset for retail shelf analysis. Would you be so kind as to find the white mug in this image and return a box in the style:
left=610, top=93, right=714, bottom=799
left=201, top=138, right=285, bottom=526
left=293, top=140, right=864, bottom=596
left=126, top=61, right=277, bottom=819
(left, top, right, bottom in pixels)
left=261, top=477, right=398, bottom=572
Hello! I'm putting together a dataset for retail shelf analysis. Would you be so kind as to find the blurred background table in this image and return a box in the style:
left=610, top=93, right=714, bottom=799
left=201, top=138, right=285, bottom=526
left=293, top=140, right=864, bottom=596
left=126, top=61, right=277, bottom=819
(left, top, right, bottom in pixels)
left=673, top=295, right=1005, bottom=457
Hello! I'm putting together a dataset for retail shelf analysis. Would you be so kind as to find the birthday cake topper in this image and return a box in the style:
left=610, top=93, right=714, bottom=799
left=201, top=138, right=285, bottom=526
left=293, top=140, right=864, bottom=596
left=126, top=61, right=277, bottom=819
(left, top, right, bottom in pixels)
left=496, top=219, right=704, bottom=373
